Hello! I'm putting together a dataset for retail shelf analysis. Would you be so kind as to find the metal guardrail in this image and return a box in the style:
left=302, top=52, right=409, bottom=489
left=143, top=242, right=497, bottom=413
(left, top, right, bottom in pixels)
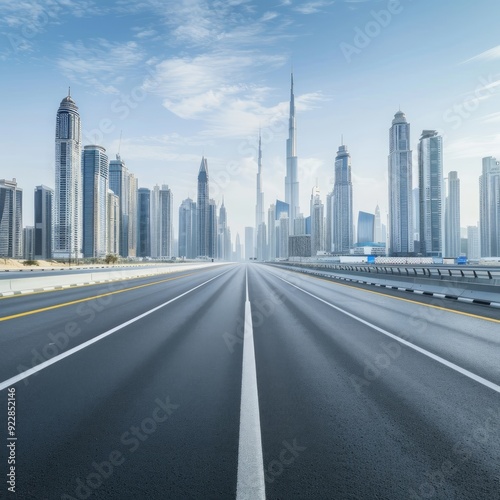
left=277, top=262, right=500, bottom=281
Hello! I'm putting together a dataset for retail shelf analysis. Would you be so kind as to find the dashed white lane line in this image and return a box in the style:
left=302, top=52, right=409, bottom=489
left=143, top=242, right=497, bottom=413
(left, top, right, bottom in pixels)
left=236, top=267, right=266, bottom=500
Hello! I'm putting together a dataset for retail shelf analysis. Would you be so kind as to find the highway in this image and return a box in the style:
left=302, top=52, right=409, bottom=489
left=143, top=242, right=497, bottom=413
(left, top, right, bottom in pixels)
left=0, top=263, right=499, bottom=499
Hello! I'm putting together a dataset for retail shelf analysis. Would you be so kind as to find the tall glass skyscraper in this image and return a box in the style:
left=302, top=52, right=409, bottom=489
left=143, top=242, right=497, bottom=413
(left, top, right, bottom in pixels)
left=445, top=171, right=461, bottom=257
left=418, top=130, right=444, bottom=257
left=0, top=178, right=23, bottom=258
left=197, top=157, right=209, bottom=257
left=34, top=185, right=53, bottom=260
left=357, top=211, right=375, bottom=245
left=285, top=73, right=299, bottom=233
left=479, top=156, right=500, bottom=257
left=82, top=145, right=109, bottom=258
left=333, top=143, right=353, bottom=254
left=310, top=186, right=324, bottom=256
left=54, top=91, right=82, bottom=260
left=179, top=198, right=197, bottom=259
left=388, top=111, right=413, bottom=256
left=109, top=155, right=130, bottom=257
left=137, top=188, right=151, bottom=258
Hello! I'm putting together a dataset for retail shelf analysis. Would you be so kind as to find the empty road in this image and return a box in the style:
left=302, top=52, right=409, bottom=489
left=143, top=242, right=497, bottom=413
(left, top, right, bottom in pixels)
left=1, top=263, right=499, bottom=499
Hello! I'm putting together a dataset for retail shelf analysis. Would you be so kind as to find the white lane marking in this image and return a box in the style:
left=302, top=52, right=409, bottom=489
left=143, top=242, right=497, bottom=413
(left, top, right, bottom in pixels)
left=271, top=271, right=500, bottom=395
left=0, top=268, right=233, bottom=392
left=236, top=267, right=266, bottom=500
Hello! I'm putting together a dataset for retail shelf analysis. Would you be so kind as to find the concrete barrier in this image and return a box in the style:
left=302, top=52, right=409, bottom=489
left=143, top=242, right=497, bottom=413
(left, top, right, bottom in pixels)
left=0, top=263, right=229, bottom=295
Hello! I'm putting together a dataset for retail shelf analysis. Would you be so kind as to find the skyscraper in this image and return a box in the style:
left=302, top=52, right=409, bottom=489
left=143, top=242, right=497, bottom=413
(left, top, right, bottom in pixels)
left=479, top=156, right=500, bottom=257
left=0, top=179, right=23, bottom=258
left=82, top=144, right=109, bottom=258
left=137, top=188, right=151, bottom=258
left=208, top=199, right=218, bottom=259
left=34, top=185, right=53, bottom=260
left=179, top=198, right=197, bottom=259
left=54, top=91, right=82, bottom=260
left=310, top=186, right=324, bottom=256
left=332, top=143, right=353, bottom=254
left=245, top=226, right=254, bottom=260
left=445, top=171, right=461, bottom=257
left=467, top=225, right=480, bottom=260
left=23, top=227, right=35, bottom=260
left=418, top=130, right=444, bottom=257
left=285, top=73, right=299, bottom=233
left=267, top=204, right=277, bottom=260
left=107, top=190, right=120, bottom=255
left=159, top=185, right=173, bottom=258
left=109, top=155, right=130, bottom=257
left=374, top=204, right=383, bottom=243
left=197, top=157, right=209, bottom=257
left=388, top=111, right=413, bottom=256
left=325, top=191, right=334, bottom=253
left=128, top=173, right=138, bottom=257
left=218, top=199, right=231, bottom=261
left=256, top=132, right=264, bottom=232
left=150, top=184, right=161, bottom=258
left=357, top=211, right=375, bottom=245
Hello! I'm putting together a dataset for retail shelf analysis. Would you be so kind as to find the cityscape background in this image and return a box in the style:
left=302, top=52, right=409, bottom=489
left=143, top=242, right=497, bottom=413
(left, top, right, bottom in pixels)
left=1, top=0, right=500, bottom=261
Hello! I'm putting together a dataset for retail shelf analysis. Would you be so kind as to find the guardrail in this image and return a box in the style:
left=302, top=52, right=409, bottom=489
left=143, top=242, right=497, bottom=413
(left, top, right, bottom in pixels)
left=273, top=262, right=500, bottom=281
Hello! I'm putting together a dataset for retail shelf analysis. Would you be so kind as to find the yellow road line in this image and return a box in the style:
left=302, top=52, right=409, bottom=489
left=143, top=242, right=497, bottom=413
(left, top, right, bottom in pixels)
left=0, top=273, right=195, bottom=322
left=281, top=268, right=500, bottom=324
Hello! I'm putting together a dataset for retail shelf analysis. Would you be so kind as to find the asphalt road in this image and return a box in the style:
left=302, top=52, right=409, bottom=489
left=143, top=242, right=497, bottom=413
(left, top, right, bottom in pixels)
left=0, top=263, right=499, bottom=499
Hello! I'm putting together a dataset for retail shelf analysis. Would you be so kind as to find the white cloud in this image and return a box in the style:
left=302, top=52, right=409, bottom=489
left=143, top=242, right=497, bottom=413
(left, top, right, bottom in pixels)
left=445, top=134, right=500, bottom=160
left=57, top=39, right=145, bottom=94
left=462, top=45, right=500, bottom=64
left=293, top=1, right=333, bottom=15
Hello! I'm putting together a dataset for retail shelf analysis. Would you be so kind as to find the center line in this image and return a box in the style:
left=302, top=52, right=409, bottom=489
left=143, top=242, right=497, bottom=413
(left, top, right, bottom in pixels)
left=236, top=266, right=266, bottom=500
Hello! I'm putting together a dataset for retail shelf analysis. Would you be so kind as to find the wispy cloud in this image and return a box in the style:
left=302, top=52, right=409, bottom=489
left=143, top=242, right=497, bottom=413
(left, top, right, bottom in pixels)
left=445, top=134, right=500, bottom=160
left=462, top=45, right=500, bottom=64
left=57, top=39, right=145, bottom=94
left=293, top=1, right=333, bottom=15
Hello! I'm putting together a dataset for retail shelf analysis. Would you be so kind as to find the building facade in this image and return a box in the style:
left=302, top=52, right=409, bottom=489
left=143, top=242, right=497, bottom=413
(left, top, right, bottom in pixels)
left=34, top=185, right=53, bottom=260
left=445, top=171, right=461, bottom=257
left=0, top=179, right=23, bottom=258
left=179, top=198, right=197, bottom=259
left=479, top=156, right=500, bottom=257
left=285, top=73, right=299, bottom=233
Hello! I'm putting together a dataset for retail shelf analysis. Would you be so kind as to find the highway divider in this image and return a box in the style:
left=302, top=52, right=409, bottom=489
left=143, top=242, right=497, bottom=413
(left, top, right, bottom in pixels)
left=0, top=263, right=229, bottom=296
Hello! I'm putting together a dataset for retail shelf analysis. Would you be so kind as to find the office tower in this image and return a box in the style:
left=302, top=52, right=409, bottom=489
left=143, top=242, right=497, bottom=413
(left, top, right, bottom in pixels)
left=137, top=188, right=151, bottom=257
left=107, top=190, right=120, bottom=255
left=325, top=191, right=334, bottom=253
left=467, top=225, right=480, bottom=260
left=267, top=204, right=277, bottom=260
left=245, top=226, right=254, bottom=260
left=285, top=73, right=299, bottom=233
left=374, top=205, right=382, bottom=243
left=54, top=91, right=82, bottom=260
left=208, top=199, right=218, bottom=259
left=256, top=132, right=265, bottom=232
left=197, top=157, right=209, bottom=257
left=279, top=214, right=289, bottom=259
left=34, top=185, right=53, bottom=260
left=388, top=111, right=413, bottom=256
left=179, top=198, right=197, bottom=259
left=23, top=227, right=35, bottom=260
left=82, top=145, right=109, bottom=258
left=235, top=233, right=242, bottom=262
left=218, top=199, right=231, bottom=261
left=150, top=184, right=173, bottom=258
left=357, top=211, right=375, bottom=245
left=109, top=155, right=129, bottom=257
left=418, top=130, right=444, bottom=257
left=479, top=156, right=500, bottom=257
left=412, top=188, right=420, bottom=242
left=310, top=186, right=324, bottom=256
left=445, top=171, right=461, bottom=257
left=332, top=143, right=353, bottom=254
left=0, top=179, right=23, bottom=258
left=150, top=184, right=161, bottom=258
left=127, top=173, right=138, bottom=257
left=294, top=214, right=306, bottom=235
left=256, top=222, right=267, bottom=261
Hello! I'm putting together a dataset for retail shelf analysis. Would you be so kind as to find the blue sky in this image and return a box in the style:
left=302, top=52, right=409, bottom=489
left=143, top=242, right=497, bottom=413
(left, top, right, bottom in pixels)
left=1, top=0, right=500, bottom=243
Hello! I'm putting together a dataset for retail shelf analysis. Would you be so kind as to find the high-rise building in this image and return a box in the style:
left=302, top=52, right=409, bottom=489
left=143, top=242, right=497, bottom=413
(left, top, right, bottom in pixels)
left=208, top=199, right=218, bottom=259
left=54, top=91, right=82, bottom=260
left=218, top=199, right=232, bottom=261
left=332, top=143, right=353, bottom=254
left=256, top=222, right=267, bottom=261
left=279, top=214, right=289, bottom=259
left=150, top=184, right=173, bottom=258
left=34, top=185, right=53, bottom=260
left=109, top=155, right=129, bottom=257
left=310, top=186, right=324, bottom=256
left=267, top=204, right=276, bottom=260
left=357, top=211, right=375, bottom=245
left=325, top=191, right=334, bottom=253
left=256, top=132, right=265, bottom=232
left=107, top=190, right=120, bottom=255
left=479, top=156, right=500, bottom=257
left=245, top=226, right=254, bottom=260
left=128, top=173, right=138, bottom=257
left=374, top=205, right=383, bottom=243
left=285, top=73, right=299, bottom=233
left=0, top=179, right=23, bottom=258
left=82, top=145, right=109, bottom=258
left=197, top=157, right=209, bottom=257
left=23, top=226, right=35, bottom=260
left=150, top=184, right=161, bottom=258
left=388, top=111, right=413, bottom=256
left=445, top=171, right=461, bottom=257
left=294, top=214, right=306, bottom=236
left=418, top=130, right=444, bottom=257
left=235, top=233, right=242, bottom=262
left=179, top=198, right=197, bottom=259
left=467, top=225, right=480, bottom=260
left=137, top=188, right=151, bottom=258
